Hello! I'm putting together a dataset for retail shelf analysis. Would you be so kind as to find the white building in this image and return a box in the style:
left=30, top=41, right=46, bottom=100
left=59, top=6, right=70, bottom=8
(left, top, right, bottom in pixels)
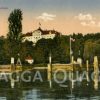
left=23, top=27, right=60, bottom=44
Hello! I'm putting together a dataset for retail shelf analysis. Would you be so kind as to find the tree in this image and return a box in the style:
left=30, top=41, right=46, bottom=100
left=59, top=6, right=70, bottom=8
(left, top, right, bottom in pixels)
left=0, top=36, right=10, bottom=64
left=83, top=40, right=95, bottom=63
left=51, top=35, right=70, bottom=63
left=33, top=38, right=53, bottom=63
left=20, top=41, right=34, bottom=63
left=0, top=37, right=7, bottom=64
left=7, top=9, right=23, bottom=58
left=72, top=33, right=84, bottom=60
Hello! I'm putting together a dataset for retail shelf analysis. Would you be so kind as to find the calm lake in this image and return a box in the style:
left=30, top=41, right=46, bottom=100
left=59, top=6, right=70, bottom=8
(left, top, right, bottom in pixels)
left=0, top=81, right=100, bottom=100
left=0, top=70, right=100, bottom=100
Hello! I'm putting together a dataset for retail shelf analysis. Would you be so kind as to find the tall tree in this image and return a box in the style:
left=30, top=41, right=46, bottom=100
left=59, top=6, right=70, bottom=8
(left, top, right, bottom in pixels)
left=83, top=40, right=95, bottom=63
left=7, top=9, right=23, bottom=58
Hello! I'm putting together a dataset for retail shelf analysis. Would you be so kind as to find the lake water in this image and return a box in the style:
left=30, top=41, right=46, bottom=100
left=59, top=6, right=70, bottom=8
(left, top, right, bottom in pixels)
left=0, top=80, right=100, bottom=100
left=0, top=70, right=100, bottom=100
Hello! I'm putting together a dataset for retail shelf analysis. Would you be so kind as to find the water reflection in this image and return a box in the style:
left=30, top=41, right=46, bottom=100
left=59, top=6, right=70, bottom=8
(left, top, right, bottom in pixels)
left=0, top=69, right=100, bottom=100
left=94, top=72, right=99, bottom=90
left=93, top=56, right=99, bottom=90
left=0, top=80, right=100, bottom=100
left=22, top=89, right=39, bottom=100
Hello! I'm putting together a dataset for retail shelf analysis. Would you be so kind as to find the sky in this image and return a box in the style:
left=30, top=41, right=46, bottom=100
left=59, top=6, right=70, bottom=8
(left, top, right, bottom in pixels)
left=0, top=0, right=100, bottom=36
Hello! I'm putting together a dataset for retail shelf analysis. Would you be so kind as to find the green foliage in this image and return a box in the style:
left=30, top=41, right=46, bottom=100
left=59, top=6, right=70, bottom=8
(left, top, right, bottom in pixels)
left=1, top=32, right=100, bottom=64
left=7, top=9, right=23, bottom=58
left=83, top=40, right=95, bottom=62
left=72, top=33, right=84, bottom=60
left=8, top=9, right=22, bottom=42
left=34, top=38, right=53, bottom=63
left=52, top=35, right=70, bottom=63
left=0, top=37, right=9, bottom=64
left=20, top=41, right=34, bottom=63
left=0, top=9, right=100, bottom=64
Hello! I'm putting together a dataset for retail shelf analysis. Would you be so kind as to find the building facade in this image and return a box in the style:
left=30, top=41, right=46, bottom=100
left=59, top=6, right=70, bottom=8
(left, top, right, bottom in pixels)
left=23, top=27, right=60, bottom=44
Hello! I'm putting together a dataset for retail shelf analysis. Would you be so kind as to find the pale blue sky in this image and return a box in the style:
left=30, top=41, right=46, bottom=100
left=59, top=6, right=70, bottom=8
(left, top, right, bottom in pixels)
left=0, top=0, right=100, bottom=14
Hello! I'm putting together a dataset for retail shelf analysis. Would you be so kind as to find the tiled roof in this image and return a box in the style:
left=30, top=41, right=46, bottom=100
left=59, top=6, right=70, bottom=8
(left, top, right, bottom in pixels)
left=25, top=56, right=33, bottom=60
left=23, top=32, right=32, bottom=37
left=37, top=27, right=60, bottom=35
left=42, top=30, right=60, bottom=35
left=23, top=27, right=61, bottom=37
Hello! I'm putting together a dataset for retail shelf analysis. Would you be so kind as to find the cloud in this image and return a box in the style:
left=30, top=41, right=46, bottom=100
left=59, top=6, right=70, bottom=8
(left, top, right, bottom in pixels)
left=75, top=13, right=93, bottom=21
left=80, top=20, right=96, bottom=26
left=36, top=12, right=56, bottom=21
left=75, top=13, right=100, bottom=27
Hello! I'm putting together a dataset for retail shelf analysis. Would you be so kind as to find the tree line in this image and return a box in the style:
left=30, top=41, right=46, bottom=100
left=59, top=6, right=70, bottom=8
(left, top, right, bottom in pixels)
left=0, top=9, right=100, bottom=65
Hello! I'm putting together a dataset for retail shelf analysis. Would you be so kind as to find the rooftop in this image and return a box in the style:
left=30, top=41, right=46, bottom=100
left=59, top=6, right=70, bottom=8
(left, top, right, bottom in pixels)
left=23, top=27, right=61, bottom=37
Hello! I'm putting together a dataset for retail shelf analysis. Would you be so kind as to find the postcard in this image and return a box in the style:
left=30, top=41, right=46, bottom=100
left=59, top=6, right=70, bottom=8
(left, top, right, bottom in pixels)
left=0, top=0, right=100, bottom=100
